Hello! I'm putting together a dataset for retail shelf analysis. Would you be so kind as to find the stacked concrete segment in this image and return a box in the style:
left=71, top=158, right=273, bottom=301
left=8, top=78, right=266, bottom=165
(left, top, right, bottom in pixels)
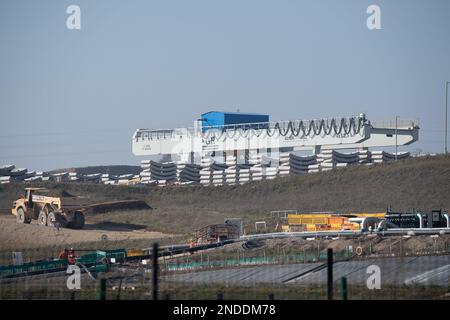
left=278, top=152, right=290, bottom=177
left=177, top=162, right=202, bottom=183
left=371, top=151, right=410, bottom=163
left=149, top=160, right=177, bottom=184
left=0, top=148, right=412, bottom=186
left=289, top=154, right=317, bottom=174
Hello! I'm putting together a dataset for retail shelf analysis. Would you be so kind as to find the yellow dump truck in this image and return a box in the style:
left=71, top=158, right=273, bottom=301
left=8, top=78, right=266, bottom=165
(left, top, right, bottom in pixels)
left=12, top=188, right=90, bottom=229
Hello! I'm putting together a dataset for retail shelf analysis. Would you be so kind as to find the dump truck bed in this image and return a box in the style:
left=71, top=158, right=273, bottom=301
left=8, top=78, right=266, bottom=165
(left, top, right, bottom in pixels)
left=31, top=195, right=91, bottom=210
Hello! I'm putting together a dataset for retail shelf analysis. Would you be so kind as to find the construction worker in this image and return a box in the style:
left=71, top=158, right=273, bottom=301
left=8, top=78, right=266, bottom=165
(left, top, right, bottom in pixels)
left=67, top=248, right=76, bottom=265
left=59, top=248, right=69, bottom=260
left=189, top=238, right=195, bottom=255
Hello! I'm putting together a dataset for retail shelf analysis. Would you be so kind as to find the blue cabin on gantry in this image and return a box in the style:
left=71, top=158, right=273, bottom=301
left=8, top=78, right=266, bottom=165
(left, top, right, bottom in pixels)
left=200, top=111, right=270, bottom=132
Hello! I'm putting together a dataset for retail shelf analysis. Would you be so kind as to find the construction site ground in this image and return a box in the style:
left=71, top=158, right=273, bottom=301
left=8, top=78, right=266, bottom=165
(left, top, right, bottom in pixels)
left=0, top=214, right=178, bottom=251
left=0, top=155, right=449, bottom=255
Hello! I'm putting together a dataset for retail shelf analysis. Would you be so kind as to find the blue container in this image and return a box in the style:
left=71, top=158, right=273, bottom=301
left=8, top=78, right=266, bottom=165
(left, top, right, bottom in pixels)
left=201, top=111, right=269, bottom=132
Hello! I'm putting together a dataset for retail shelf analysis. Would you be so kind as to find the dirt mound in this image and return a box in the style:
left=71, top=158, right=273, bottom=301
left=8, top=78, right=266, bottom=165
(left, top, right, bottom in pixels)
left=147, top=155, right=450, bottom=213
left=86, top=200, right=152, bottom=214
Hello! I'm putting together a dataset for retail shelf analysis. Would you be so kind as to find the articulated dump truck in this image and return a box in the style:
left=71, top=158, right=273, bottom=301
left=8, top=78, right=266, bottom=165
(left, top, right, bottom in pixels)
left=12, top=188, right=89, bottom=229
left=11, top=188, right=151, bottom=230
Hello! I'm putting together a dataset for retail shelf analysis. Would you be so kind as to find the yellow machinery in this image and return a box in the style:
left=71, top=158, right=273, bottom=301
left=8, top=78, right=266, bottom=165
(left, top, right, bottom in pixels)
left=126, top=249, right=145, bottom=257
left=283, top=212, right=386, bottom=232
left=12, top=188, right=151, bottom=230
left=12, top=188, right=90, bottom=229
left=341, top=212, right=386, bottom=218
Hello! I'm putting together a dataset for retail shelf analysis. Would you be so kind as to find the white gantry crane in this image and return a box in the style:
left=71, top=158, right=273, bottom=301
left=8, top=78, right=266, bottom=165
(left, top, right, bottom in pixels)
left=132, top=112, right=419, bottom=164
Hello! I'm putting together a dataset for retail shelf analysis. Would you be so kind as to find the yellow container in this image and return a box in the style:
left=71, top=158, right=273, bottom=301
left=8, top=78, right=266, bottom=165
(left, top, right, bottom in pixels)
left=126, top=249, right=144, bottom=257
left=288, top=213, right=374, bottom=232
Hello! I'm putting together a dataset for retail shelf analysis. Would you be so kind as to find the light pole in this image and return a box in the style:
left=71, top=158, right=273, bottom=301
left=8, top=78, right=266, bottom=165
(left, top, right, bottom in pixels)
left=395, top=115, right=399, bottom=160
left=446, top=81, right=449, bottom=154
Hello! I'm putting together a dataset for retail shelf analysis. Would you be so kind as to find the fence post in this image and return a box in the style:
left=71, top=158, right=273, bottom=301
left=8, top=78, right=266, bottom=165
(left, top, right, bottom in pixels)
left=340, top=277, right=347, bottom=300
left=327, top=248, right=333, bottom=300
left=400, top=237, right=403, bottom=256
left=152, top=242, right=159, bottom=301
left=116, top=278, right=123, bottom=300
left=317, top=242, right=321, bottom=260
left=98, top=277, right=106, bottom=300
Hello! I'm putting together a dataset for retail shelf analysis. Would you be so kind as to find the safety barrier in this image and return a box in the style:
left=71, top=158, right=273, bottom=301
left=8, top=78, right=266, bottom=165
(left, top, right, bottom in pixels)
left=164, top=251, right=351, bottom=271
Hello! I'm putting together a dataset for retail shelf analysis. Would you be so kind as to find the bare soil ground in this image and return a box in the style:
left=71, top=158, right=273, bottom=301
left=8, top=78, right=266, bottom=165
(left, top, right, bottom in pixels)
left=0, top=215, right=176, bottom=250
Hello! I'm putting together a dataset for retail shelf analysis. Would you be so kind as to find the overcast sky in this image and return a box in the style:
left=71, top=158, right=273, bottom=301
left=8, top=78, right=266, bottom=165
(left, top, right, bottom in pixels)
left=0, top=0, right=449, bottom=171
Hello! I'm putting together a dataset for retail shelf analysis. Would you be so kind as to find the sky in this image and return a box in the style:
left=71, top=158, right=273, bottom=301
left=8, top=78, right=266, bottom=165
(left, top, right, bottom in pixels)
left=0, top=0, right=449, bottom=171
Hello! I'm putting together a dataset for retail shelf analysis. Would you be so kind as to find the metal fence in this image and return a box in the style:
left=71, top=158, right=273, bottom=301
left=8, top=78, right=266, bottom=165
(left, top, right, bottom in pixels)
left=1, top=241, right=449, bottom=300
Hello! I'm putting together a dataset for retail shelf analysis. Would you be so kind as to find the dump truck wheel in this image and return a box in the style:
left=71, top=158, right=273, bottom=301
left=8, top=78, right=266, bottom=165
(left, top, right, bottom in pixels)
left=37, top=210, right=48, bottom=226
left=70, top=211, right=85, bottom=229
left=47, top=212, right=57, bottom=227
left=47, top=212, right=67, bottom=228
left=16, top=208, right=31, bottom=224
